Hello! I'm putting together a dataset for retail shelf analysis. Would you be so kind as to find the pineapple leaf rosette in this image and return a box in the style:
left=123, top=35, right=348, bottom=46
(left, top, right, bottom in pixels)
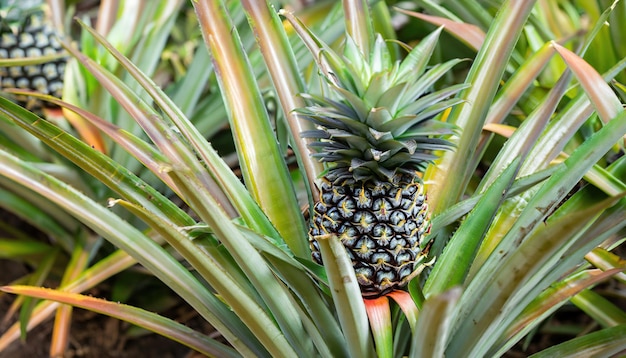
left=299, top=26, right=467, bottom=298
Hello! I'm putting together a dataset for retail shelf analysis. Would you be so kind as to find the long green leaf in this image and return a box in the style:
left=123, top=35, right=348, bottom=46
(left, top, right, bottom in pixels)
left=169, top=39, right=215, bottom=119
left=126, top=1, right=184, bottom=82
left=73, top=16, right=314, bottom=357
left=425, top=0, right=537, bottom=214
left=193, top=0, right=309, bottom=257
left=425, top=157, right=520, bottom=295
left=491, top=268, right=624, bottom=356
left=430, top=165, right=557, bottom=232
left=0, top=187, right=75, bottom=252
left=60, top=41, right=239, bottom=219
left=236, top=226, right=349, bottom=357
left=114, top=198, right=305, bottom=357
left=0, top=149, right=260, bottom=357
left=0, top=53, right=67, bottom=66
left=0, top=98, right=193, bottom=227
left=469, top=88, right=626, bottom=287
left=74, top=19, right=282, bottom=244
left=0, top=239, right=51, bottom=258
left=171, top=172, right=311, bottom=357
left=411, top=287, right=461, bottom=358
left=8, top=91, right=180, bottom=193
left=472, top=57, right=626, bottom=271
left=571, top=289, right=626, bottom=327
left=529, top=324, right=626, bottom=358
left=241, top=0, right=323, bottom=201
left=485, top=41, right=555, bottom=126
left=316, top=234, right=374, bottom=358
left=18, top=247, right=59, bottom=340
left=477, top=56, right=571, bottom=192
left=468, top=67, right=575, bottom=269
left=449, top=193, right=624, bottom=357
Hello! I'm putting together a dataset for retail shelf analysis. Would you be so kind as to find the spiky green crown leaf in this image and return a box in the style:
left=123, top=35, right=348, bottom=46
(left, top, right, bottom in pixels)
left=297, top=27, right=467, bottom=184
left=0, top=0, right=45, bottom=30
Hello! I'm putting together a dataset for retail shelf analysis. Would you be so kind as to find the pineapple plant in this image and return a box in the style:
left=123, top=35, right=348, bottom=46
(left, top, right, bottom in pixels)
left=0, top=0, right=65, bottom=110
left=299, top=27, right=467, bottom=297
left=0, top=1, right=624, bottom=357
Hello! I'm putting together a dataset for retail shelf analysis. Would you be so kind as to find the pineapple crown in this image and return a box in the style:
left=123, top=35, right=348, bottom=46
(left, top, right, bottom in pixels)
left=297, top=27, right=468, bottom=184
left=0, top=0, right=46, bottom=32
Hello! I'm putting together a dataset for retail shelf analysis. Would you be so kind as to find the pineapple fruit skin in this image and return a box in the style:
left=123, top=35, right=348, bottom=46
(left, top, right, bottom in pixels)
left=0, top=11, right=65, bottom=109
left=309, top=173, right=431, bottom=298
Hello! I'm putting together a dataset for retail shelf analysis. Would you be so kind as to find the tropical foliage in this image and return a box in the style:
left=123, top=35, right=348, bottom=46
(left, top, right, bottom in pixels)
left=0, top=0, right=625, bottom=357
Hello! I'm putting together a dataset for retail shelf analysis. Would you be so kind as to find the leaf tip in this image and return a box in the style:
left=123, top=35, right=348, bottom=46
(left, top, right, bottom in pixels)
left=0, top=285, right=15, bottom=293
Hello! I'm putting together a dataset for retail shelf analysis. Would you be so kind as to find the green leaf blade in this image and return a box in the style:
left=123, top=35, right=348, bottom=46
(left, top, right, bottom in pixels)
left=194, top=0, right=309, bottom=257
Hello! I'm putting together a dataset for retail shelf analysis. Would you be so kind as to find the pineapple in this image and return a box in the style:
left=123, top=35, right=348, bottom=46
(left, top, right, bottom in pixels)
left=0, top=0, right=65, bottom=110
left=301, top=28, right=466, bottom=298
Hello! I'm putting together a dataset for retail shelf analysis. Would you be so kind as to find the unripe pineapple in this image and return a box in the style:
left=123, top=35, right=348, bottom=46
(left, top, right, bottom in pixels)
left=300, top=28, right=466, bottom=298
left=0, top=0, right=65, bottom=110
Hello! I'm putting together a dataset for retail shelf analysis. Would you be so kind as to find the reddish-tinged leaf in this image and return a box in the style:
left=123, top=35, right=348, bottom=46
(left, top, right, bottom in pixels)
left=0, top=286, right=237, bottom=357
left=364, top=296, right=392, bottom=358
left=0, top=251, right=137, bottom=352
left=61, top=108, right=107, bottom=153
left=3, top=89, right=107, bottom=153
left=483, top=123, right=516, bottom=138
left=394, top=7, right=485, bottom=51
left=50, top=305, right=73, bottom=356
left=6, top=90, right=178, bottom=192
left=50, top=237, right=91, bottom=357
left=388, top=290, right=419, bottom=332
left=552, top=42, right=623, bottom=124
left=504, top=268, right=623, bottom=342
